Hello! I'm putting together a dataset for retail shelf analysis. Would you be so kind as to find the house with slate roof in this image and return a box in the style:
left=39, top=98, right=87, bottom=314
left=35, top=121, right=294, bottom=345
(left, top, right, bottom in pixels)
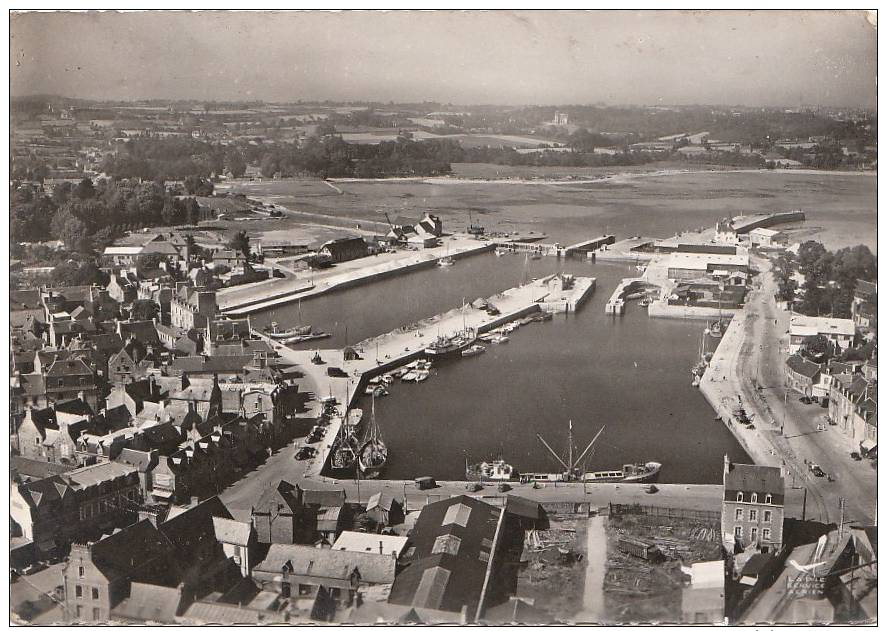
left=721, top=456, right=785, bottom=554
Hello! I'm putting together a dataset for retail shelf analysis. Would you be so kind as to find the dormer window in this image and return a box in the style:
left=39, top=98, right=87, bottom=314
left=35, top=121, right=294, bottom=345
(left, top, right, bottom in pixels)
left=751, top=493, right=758, bottom=503
left=736, top=492, right=744, bottom=502
left=765, top=494, right=772, bottom=505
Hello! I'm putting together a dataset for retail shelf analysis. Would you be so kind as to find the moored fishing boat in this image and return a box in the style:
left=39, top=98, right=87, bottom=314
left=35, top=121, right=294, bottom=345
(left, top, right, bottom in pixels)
left=461, top=344, right=486, bottom=357
left=490, top=333, right=509, bottom=344
left=265, top=322, right=313, bottom=339
left=284, top=332, right=331, bottom=345
left=358, top=397, right=387, bottom=478
left=466, top=458, right=515, bottom=481
left=414, top=369, right=430, bottom=383
left=583, top=461, right=661, bottom=484
left=400, top=371, right=418, bottom=382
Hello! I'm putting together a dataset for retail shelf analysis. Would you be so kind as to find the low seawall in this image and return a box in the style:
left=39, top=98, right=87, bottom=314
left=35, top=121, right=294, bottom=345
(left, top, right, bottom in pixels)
left=647, top=303, right=740, bottom=320
left=225, top=242, right=495, bottom=315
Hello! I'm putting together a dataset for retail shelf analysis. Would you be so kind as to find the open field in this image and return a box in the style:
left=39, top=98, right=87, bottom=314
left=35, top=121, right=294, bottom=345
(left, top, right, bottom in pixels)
left=224, top=168, right=876, bottom=252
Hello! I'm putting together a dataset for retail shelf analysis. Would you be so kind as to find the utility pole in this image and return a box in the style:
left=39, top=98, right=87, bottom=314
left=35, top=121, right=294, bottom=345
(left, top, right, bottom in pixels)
left=802, top=487, right=808, bottom=521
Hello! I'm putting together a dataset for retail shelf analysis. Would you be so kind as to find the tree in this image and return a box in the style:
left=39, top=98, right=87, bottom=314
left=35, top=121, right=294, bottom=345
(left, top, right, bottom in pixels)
left=50, top=261, right=108, bottom=287
left=130, top=299, right=159, bottom=321
left=184, top=175, right=214, bottom=196
left=226, top=149, right=247, bottom=178
left=73, top=177, right=96, bottom=200
left=800, top=334, right=834, bottom=363
left=227, top=230, right=250, bottom=258
left=136, top=254, right=167, bottom=274
left=50, top=207, right=89, bottom=251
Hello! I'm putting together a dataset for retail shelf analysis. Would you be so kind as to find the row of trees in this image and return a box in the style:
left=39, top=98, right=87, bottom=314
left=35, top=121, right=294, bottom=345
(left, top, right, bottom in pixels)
left=11, top=177, right=203, bottom=250
left=792, top=241, right=877, bottom=318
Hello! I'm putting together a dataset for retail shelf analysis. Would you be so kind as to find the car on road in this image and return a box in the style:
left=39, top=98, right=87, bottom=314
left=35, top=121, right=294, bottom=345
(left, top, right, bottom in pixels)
left=306, top=431, right=324, bottom=444
left=295, top=446, right=316, bottom=460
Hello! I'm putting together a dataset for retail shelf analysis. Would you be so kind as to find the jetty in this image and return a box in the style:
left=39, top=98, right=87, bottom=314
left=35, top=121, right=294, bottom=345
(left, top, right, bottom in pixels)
left=493, top=234, right=615, bottom=258
left=251, top=274, right=595, bottom=479
left=604, top=277, right=661, bottom=315
left=221, top=236, right=494, bottom=315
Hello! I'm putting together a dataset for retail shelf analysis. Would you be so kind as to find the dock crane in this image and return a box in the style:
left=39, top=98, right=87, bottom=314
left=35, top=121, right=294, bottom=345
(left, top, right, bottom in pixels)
left=535, top=422, right=606, bottom=481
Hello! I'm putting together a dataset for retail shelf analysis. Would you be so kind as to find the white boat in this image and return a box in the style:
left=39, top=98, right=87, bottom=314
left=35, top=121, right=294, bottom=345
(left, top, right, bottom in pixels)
left=414, top=370, right=430, bottom=383
left=490, top=334, right=509, bottom=344
left=467, top=458, right=515, bottom=481
left=380, top=375, right=394, bottom=386
left=461, top=344, right=486, bottom=357
left=437, top=256, right=455, bottom=267
left=401, top=371, right=418, bottom=382
left=584, top=462, right=662, bottom=484
left=477, top=333, right=496, bottom=343
left=494, top=248, right=508, bottom=257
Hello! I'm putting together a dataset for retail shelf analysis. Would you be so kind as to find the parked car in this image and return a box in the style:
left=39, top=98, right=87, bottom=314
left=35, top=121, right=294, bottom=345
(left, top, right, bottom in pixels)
left=799, top=396, right=813, bottom=405
left=306, top=431, right=324, bottom=444
left=811, top=464, right=826, bottom=477
left=295, top=446, right=316, bottom=460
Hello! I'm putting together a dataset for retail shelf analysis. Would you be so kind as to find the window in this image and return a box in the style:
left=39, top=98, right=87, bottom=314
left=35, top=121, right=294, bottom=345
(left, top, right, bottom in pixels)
left=751, top=527, right=758, bottom=540
left=75, top=585, right=83, bottom=599
left=91, top=587, right=99, bottom=599
left=765, top=494, right=772, bottom=505
left=76, top=606, right=82, bottom=618
left=751, top=493, right=758, bottom=503
left=762, top=528, right=771, bottom=540
left=92, top=608, right=101, bottom=621
left=764, top=510, right=772, bottom=523
left=749, top=509, right=758, bottom=521
left=78, top=566, right=84, bottom=577
left=35, top=437, right=40, bottom=445
left=57, top=379, right=64, bottom=387
left=736, top=492, right=744, bottom=502
left=734, top=508, right=743, bottom=520
left=298, top=584, right=313, bottom=596
left=734, top=526, right=742, bottom=539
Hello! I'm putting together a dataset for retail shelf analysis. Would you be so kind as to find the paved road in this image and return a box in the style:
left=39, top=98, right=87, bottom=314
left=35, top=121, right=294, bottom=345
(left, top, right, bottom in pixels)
left=703, top=254, right=875, bottom=527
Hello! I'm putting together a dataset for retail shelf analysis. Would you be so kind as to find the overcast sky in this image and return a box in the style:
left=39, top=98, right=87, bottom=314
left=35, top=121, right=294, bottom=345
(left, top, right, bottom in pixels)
left=10, top=10, right=877, bottom=108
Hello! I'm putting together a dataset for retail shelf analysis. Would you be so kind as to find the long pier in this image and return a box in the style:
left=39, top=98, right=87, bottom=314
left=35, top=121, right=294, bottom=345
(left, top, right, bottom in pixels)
left=221, top=237, right=494, bottom=315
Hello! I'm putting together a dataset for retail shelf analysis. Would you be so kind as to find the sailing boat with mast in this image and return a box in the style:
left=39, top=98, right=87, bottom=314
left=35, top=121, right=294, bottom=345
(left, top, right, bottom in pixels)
left=437, top=242, right=455, bottom=267
left=330, top=384, right=361, bottom=474
left=358, top=396, right=387, bottom=478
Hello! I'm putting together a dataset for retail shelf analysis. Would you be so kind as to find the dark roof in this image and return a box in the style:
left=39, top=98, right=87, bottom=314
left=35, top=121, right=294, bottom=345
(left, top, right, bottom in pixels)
left=388, top=495, right=504, bottom=614
left=786, top=354, right=822, bottom=379
left=87, top=332, right=125, bottom=354
left=740, top=552, right=774, bottom=576
left=11, top=456, right=74, bottom=481
left=159, top=496, right=233, bottom=563
left=302, top=488, right=346, bottom=508
left=53, top=398, right=94, bottom=417
left=169, top=354, right=253, bottom=374
left=723, top=463, right=784, bottom=496
left=88, top=519, right=179, bottom=585
left=118, top=320, right=161, bottom=347
left=45, top=357, right=93, bottom=377
left=505, top=495, right=543, bottom=520
left=253, top=480, right=302, bottom=515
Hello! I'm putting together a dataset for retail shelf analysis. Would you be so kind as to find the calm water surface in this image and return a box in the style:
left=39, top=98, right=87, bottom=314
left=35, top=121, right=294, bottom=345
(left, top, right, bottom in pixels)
left=252, top=254, right=751, bottom=483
